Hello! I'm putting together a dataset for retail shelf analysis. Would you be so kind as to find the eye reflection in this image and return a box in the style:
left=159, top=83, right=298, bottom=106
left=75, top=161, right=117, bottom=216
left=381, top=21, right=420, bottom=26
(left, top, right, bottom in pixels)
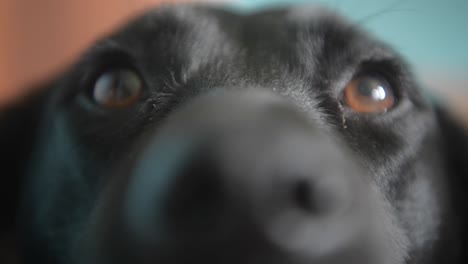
left=93, top=69, right=143, bottom=108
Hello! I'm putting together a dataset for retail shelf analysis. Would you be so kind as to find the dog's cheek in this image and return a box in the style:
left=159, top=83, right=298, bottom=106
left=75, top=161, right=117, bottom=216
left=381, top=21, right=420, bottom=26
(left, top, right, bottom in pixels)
left=0, top=92, right=47, bottom=263
left=396, top=138, right=457, bottom=262
left=18, top=114, right=101, bottom=263
left=397, top=174, right=442, bottom=261
left=72, top=172, right=135, bottom=264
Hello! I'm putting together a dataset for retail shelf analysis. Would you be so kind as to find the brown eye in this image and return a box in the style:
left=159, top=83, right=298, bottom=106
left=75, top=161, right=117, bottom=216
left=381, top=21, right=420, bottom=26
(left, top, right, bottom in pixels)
left=343, top=75, right=395, bottom=113
left=93, top=69, right=143, bottom=108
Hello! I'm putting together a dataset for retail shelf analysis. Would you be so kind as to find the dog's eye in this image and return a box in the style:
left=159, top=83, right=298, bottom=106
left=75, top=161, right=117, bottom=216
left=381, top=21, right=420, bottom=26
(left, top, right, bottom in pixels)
left=343, top=75, right=395, bottom=113
left=93, top=69, right=142, bottom=108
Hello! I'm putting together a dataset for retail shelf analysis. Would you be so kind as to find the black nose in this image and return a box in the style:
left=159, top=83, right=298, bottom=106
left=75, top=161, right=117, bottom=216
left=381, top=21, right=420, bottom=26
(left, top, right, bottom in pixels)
left=124, top=91, right=374, bottom=262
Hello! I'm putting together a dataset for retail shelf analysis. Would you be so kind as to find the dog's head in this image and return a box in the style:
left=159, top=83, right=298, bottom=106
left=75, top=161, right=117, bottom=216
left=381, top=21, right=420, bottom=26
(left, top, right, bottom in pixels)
left=1, top=4, right=468, bottom=264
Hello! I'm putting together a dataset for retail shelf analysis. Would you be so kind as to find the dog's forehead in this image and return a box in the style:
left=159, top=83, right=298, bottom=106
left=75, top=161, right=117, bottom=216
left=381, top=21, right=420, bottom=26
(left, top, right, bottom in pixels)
left=98, top=5, right=392, bottom=68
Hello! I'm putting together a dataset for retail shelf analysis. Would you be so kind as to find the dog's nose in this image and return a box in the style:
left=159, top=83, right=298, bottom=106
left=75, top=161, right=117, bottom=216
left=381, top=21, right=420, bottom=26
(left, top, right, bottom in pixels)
left=124, top=90, right=375, bottom=262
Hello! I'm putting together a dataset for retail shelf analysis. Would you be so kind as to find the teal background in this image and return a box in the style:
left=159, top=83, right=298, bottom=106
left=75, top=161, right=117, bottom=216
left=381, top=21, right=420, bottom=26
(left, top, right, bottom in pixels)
left=225, top=0, right=468, bottom=78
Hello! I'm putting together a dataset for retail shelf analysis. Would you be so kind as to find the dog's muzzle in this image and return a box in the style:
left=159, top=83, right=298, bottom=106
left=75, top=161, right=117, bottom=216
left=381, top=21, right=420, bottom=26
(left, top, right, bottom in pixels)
left=118, top=90, right=390, bottom=264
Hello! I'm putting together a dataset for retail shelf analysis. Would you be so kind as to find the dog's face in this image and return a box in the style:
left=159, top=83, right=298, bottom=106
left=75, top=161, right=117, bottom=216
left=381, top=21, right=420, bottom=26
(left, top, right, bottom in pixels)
left=2, top=4, right=467, bottom=264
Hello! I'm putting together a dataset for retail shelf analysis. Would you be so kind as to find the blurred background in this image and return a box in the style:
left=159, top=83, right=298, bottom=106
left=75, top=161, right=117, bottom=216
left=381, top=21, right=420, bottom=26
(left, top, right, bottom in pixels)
left=1, top=0, right=467, bottom=122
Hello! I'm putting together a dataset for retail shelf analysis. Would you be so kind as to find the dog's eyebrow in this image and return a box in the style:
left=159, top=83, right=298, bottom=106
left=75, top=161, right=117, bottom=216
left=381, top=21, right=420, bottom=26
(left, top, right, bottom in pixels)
left=80, top=39, right=126, bottom=60
left=94, top=39, right=122, bottom=49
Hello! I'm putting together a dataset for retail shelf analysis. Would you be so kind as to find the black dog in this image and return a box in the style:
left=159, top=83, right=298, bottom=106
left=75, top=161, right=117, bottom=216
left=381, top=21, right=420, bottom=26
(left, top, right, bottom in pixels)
left=1, top=4, right=468, bottom=264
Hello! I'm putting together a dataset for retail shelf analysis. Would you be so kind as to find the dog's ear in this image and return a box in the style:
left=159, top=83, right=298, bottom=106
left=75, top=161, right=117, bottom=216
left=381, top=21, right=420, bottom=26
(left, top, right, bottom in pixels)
left=435, top=106, right=468, bottom=258
left=0, top=90, right=46, bottom=237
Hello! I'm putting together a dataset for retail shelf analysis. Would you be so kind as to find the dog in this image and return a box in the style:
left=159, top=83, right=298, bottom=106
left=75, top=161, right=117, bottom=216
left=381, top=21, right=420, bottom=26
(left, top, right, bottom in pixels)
left=1, top=4, right=467, bottom=264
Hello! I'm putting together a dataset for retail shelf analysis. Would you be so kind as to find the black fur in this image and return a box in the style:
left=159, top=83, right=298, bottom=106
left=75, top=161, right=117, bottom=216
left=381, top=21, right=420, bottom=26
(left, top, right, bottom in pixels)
left=1, top=4, right=467, bottom=264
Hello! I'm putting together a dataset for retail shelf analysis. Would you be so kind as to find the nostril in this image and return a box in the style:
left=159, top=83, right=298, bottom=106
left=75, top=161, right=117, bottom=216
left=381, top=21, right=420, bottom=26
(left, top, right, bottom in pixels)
left=292, top=180, right=319, bottom=214
left=167, top=174, right=220, bottom=219
left=291, top=178, right=338, bottom=216
left=164, top=152, right=226, bottom=232
left=193, top=175, right=221, bottom=209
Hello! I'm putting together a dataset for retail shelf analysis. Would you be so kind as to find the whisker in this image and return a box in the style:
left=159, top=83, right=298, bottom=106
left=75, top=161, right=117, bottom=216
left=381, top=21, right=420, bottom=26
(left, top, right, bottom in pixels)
left=355, top=0, right=419, bottom=25
left=357, top=8, right=419, bottom=25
